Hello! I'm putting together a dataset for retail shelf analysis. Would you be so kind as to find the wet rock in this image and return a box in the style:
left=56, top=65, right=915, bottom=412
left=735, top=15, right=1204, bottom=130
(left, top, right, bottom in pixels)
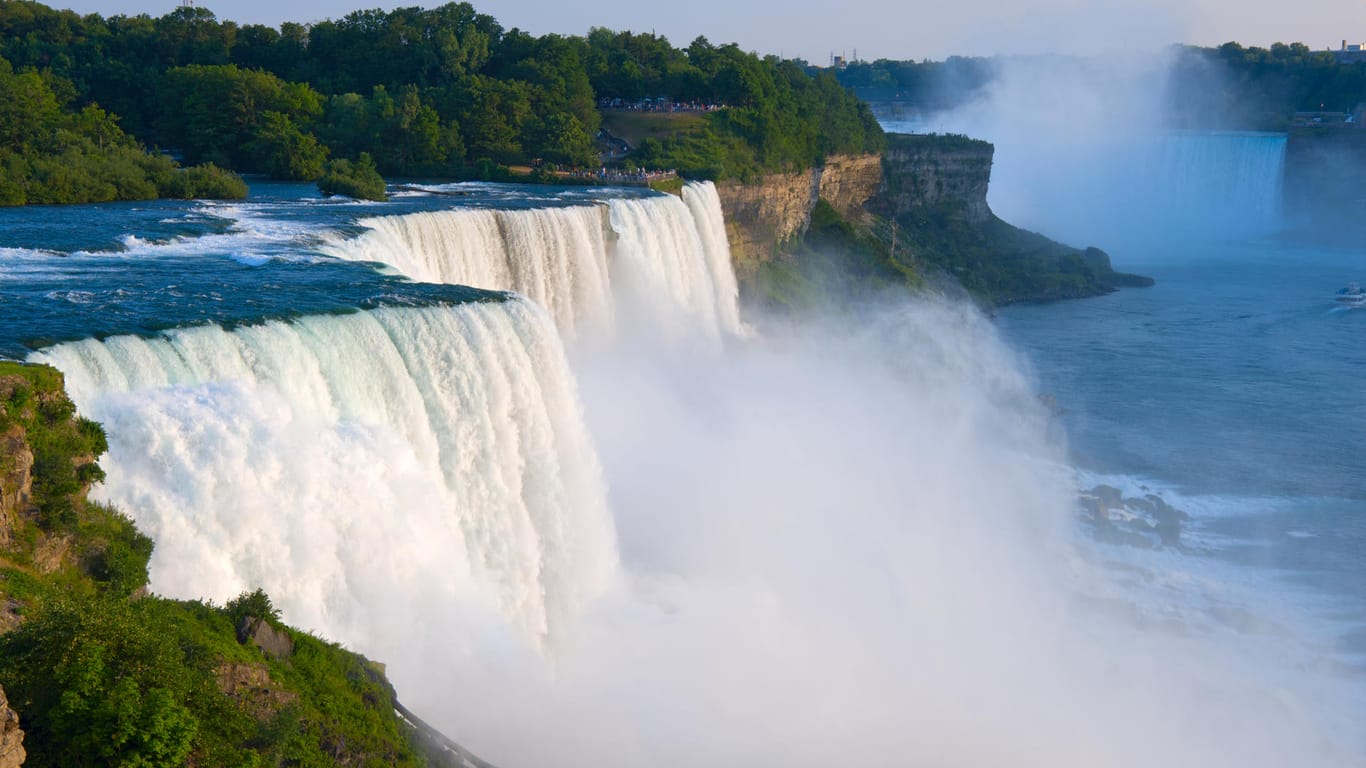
left=1080, top=485, right=1189, bottom=549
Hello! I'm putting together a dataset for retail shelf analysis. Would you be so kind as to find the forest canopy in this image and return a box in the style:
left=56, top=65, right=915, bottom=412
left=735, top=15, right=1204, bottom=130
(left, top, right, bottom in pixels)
left=0, top=0, right=884, bottom=194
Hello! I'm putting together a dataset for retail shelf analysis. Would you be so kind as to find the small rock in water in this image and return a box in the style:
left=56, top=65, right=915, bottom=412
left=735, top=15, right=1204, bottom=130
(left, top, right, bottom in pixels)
left=1079, top=485, right=1188, bottom=549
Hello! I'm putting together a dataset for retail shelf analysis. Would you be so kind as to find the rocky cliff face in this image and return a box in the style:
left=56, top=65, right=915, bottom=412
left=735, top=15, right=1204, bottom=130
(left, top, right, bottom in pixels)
left=0, top=425, right=32, bottom=551
left=714, top=153, right=883, bottom=279
left=0, top=376, right=37, bottom=551
left=817, top=154, right=884, bottom=216
left=714, top=167, right=820, bottom=279
left=0, top=686, right=24, bottom=768
left=714, top=138, right=997, bottom=280
left=878, top=135, right=994, bottom=224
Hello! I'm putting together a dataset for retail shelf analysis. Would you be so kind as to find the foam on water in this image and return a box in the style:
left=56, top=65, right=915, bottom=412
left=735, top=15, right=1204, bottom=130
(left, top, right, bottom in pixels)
left=31, top=300, right=616, bottom=645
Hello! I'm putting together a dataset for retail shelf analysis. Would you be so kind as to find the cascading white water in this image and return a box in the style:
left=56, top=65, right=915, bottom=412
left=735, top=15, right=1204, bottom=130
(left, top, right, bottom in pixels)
left=680, top=182, right=743, bottom=336
left=607, top=185, right=744, bottom=339
left=1146, top=131, right=1287, bottom=236
left=322, top=206, right=615, bottom=337
left=976, top=129, right=1290, bottom=246
left=30, top=300, right=616, bottom=646
left=323, top=182, right=745, bottom=339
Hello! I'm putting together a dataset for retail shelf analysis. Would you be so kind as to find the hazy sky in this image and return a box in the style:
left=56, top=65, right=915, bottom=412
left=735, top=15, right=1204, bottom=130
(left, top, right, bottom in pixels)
left=45, top=0, right=1366, bottom=62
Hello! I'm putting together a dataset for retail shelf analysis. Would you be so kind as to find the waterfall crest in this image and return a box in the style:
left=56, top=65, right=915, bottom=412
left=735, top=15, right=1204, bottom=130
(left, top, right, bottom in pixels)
left=324, top=182, right=744, bottom=338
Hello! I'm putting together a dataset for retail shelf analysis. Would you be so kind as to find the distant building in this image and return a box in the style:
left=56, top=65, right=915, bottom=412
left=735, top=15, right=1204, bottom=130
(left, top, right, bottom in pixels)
left=1333, top=40, right=1366, bottom=63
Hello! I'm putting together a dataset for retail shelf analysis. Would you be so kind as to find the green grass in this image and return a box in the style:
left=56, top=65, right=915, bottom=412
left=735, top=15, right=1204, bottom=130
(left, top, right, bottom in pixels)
left=601, top=111, right=709, bottom=149
left=648, top=176, right=685, bottom=195
left=0, top=362, right=64, bottom=395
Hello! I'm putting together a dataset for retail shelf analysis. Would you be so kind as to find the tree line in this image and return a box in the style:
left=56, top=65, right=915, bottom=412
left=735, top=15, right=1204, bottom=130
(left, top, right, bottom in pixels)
left=0, top=0, right=884, bottom=203
left=833, top=44, right=1366, bottom=131
left=0, top=52, right=245, bottom=205
left=1168, top=42, right=1366, bottom=128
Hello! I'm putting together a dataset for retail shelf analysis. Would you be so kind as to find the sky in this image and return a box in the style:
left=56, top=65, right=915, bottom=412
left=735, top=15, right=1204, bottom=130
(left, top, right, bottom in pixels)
left=43, top=0, right=1366, bottom=62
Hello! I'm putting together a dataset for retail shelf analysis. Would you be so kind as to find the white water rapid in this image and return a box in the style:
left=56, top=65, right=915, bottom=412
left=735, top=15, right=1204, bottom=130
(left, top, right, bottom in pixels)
left=322, top=182, right=743, bottom=339
left=31, top=300, right=616, bottom=646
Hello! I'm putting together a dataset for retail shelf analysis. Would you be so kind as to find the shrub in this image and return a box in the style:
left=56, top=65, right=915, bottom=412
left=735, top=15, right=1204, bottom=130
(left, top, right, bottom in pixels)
left=317, top=152, right=387, bottom=201
left=160, top=163, right=248, bottom=200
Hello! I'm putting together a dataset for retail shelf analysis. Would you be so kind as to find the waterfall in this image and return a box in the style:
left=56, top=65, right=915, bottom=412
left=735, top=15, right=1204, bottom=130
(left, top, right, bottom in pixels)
left=681, top=181, right=743, bottom=336
left=983, top=130, right=1289, bottom=246
left=321, top=206, right=615, bottom=337
left=30, top=300, right=616, bottom=646
left=323, top=182, right=744, bottom=339
left=1146, top=132, right=1287, bottom=238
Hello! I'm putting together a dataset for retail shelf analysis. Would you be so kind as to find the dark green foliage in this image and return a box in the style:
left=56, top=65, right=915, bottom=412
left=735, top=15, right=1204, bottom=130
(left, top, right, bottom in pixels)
left=0, top=53, right=246, bottom=205
left=158, top=162, right=249, bottom=200
left=79, top=502, right=153, bottom=599
left=225, top=587, right=282, bottom=628
left=834, top=56, right=995, bottom=107
left=599, top=37, right=884, bottom=177
left=0, top=593, right=429, bottom=768
left=0, top=1, right=881, bottom=187
left=0, top=598, right=199, bottom=768
left=1168, top=42, right=1366, bottom=128
left=318, top=152, right=388, bottom=201
left=893, top=204, right=1146, bottom=304
left=158, top=63, right=324, bottom=172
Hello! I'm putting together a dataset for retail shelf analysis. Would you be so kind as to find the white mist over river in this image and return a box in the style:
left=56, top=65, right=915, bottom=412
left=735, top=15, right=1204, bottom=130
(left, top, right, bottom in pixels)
left=5, top=168, right=1362, bottom=766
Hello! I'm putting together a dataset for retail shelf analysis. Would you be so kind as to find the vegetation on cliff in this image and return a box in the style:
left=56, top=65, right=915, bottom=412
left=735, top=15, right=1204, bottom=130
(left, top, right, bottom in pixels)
left=0, top=362, right=450, bottom=767
left=0, top=55, right=245, bottom=206
left=886, top=204, right=1152, bottom=304
left=0, top=1, right=881, bottom=190
left=750, top=199, right=919, bottom=311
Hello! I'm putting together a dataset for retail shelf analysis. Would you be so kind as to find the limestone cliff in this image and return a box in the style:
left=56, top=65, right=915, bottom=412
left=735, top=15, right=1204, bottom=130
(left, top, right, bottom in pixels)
left=877, top=134, right=993, bottom=224
left=716, top=134, right=1151, bottom=307
left=715, top=153, right=882, bottom=280
left=0, top=685, right=23, bottom=768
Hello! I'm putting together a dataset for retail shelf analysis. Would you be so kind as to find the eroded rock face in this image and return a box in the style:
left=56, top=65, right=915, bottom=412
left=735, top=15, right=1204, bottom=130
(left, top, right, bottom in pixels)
left=0, top=425, right=34, bottom=549
left=880, top=138, right=994, bottom=224
left=0, top=685, right=26, bottom=768
left=715, top=153, right=883, bottom=278
left=715, top=168, right=820, bottom=277
left=237, top=616, right=295, bottom=660
left=817, top=153, right=884, bottom=216
left=216, top=662, right=299, bottom=721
